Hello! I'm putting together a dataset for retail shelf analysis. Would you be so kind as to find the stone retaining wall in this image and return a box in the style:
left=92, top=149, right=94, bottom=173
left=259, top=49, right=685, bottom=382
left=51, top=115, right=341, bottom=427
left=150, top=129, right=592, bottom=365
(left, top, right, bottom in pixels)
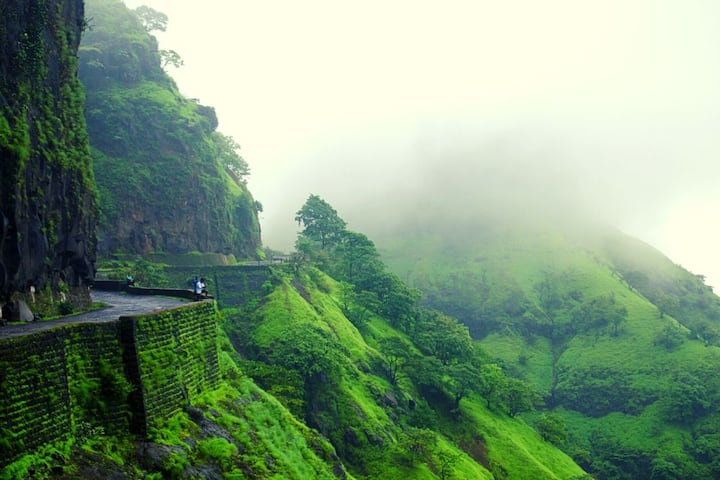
left=130, top=301, right=219, bottom=435
left=0, top=301, right=219, bottom=467
left=163, top=264, right=270, bottom=308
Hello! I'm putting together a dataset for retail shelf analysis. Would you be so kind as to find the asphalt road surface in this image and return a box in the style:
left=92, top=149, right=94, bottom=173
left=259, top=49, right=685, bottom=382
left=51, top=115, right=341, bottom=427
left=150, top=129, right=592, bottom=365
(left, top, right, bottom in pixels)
left=0, top=291, right=189, bottom=340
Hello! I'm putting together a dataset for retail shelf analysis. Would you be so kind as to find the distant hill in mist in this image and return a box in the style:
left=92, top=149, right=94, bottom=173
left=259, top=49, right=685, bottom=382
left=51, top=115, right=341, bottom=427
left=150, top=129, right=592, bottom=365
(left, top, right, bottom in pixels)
left=379, top=217, right=720, bottom=479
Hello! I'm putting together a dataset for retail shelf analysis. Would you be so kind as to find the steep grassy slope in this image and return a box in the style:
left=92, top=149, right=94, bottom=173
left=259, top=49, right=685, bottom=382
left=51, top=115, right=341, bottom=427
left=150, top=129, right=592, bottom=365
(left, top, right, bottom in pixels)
left=79, top=0, right=261, bottom=258
left=380, top=223, right=720, bottom=479
left=225, top=265, right=586, bottom=480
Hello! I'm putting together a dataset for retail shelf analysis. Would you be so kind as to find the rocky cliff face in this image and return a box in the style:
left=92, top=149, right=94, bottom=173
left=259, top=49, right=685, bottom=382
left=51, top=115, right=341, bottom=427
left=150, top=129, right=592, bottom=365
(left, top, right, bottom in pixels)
left=0, top=0, right=97, bottom=299
left=79, top=0, right=261, bottom=260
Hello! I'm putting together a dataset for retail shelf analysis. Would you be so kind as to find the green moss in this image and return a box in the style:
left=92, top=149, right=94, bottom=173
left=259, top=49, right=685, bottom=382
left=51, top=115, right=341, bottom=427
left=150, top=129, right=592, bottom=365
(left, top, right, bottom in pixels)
left=193, top=380, right=350, bottom=480
left=132, top=303, right=220, bottom=431
left=196, top=437, right=238, bottom=467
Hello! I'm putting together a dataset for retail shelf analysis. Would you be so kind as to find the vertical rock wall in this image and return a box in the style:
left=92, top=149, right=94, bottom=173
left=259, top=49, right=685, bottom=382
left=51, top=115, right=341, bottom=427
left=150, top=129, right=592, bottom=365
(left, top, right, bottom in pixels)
left=0, top=0, right=97, bottom=300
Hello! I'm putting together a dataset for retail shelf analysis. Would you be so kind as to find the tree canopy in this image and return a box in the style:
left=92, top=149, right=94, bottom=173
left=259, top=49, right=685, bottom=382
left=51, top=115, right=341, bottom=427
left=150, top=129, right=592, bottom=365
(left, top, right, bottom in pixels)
left=295, top=194, right=347, bottom=248
left=134, top=5, right=167, bottom=32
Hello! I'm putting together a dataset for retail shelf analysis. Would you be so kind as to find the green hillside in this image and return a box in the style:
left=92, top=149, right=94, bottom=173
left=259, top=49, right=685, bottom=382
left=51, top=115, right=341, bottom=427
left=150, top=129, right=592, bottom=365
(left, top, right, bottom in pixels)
left=380, top=221, right=720, bottom=479
left=212, top=194, right=588, bottom=479
left=2, top=221, right=589, bottom=479
left=224, top=265, right=585, bottom=479
left=79, top=0, right=261, bottom=259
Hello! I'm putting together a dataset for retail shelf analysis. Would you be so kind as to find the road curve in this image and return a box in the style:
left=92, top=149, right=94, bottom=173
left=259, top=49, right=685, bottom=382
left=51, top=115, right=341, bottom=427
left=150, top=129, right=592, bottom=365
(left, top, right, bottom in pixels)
left=0, top=291, right=190, bottom=340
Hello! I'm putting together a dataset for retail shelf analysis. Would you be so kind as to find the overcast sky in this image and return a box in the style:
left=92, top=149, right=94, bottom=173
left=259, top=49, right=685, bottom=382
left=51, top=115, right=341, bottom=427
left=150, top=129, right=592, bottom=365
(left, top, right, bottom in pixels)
left=123, top=0, right=720, bottom=288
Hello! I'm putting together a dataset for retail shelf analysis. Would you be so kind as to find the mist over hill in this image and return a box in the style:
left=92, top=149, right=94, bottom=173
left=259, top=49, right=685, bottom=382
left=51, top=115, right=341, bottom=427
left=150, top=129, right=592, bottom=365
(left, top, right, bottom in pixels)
left=121, top=1, right=720, bottom=292
left=6, top=1, right=720, bottom=478
left=377, top=186, right=720, bottom=478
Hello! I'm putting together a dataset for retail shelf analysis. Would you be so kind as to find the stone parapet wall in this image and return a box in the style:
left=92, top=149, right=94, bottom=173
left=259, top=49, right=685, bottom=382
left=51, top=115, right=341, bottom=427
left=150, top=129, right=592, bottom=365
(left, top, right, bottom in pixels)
left=0, top=300, right=218, bottom=467
left=64, top=322, right=130, bottom=433
left=129, top=301, right=219, bottom=434
left=163, top=264, right=271, bottom=309
left=0, top=331, right=71, bottom=465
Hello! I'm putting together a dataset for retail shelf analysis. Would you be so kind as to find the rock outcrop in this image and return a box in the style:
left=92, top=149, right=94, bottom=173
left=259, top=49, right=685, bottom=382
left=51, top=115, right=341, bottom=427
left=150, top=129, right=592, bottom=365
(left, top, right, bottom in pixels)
left=79, top=0, right=261, bottom=260
left=0, top=0, right=97, bottom=300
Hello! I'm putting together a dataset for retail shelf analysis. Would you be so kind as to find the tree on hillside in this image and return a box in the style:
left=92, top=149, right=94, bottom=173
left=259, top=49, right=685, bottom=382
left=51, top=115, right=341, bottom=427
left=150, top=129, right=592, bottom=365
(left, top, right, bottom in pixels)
left=535, top=412, right=567, bottom=446
left=571, top=294, right=628, bottom=336
left=654, top=321, right=686, bottom=350
left=397, top=428, right=436, bottom=467
left=501, top=377, right=541, bottom=417
left=656, top=294, right=680, bottom=319
left=332, top=230, right=381, bottom=283
left=693, top=321, right=720, bottom=346
left=660, top=371, right=711, bottom=424
left=479, top=363, right=506, bottom=409
left=338, top=281, right=380, bottom=329
left=415, top=309, right=473, bottom=365
left=214, top=132, right=250, bottom=182
left=535, top=273, right=564, bottom=313
left=378, top=336, right=411, bottom=385
left=293, top=196, right=422, bottom=332
left=406, top=356, right=444, bottom=394
left=373, top=272, right=421, bottom=330
left=134, top=5, right=168, bottom=32
left=268, top=324, right=347, bottom=398
left=290, top=237, right=314, bottom=274
left=295, top=194, right=347, bottom=248
left=444, top=362, right=481, bottom=410
left=160, top=49, right=184, bottom=70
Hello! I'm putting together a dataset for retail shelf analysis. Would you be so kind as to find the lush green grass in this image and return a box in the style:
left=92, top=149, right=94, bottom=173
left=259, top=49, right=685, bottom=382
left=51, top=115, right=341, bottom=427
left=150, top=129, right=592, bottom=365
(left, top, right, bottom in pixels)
left=192, top=380, right=350, bottom=480
left=379, top=222, right=720, bottom=478
left=235, top=266, right=589, bottom=479
left=481, top=333, right=555, bottom=395
left=461, top=397, right=585, bottom=480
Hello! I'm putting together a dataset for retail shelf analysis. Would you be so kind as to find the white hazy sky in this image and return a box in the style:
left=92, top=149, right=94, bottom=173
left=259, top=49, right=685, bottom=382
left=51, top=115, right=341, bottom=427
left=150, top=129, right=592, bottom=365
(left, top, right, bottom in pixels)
left=123, top=0, right=720, bottom=288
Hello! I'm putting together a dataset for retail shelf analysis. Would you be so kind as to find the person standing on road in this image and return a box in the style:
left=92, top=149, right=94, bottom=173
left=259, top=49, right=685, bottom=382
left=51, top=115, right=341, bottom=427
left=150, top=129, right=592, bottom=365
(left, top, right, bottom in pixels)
left=192, top=276, right=201, bottom=300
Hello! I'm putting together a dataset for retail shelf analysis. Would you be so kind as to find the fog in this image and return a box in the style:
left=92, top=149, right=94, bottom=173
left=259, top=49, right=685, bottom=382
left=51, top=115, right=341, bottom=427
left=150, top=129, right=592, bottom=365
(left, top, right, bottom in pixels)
left=123, top=0, right=720, bottom=288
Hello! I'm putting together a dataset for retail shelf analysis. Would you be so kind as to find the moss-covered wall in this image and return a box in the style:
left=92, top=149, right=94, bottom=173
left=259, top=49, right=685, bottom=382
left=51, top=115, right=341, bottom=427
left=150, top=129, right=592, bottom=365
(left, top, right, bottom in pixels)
left=0, top=331, right=71, bottom=466
left=0, top=301, right=218, bottom=467
left=164, top=265, right=271, bottom=309
left=0, top=322, right=127, bottom=466
left=128, top=301, right=219, bottom=435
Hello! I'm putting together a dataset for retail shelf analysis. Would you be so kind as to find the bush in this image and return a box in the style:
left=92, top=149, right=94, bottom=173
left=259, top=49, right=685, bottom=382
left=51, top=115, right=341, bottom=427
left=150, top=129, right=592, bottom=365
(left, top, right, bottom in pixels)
left=58, top=301, right=74, bottom=315
left=535, top=413, right=567, bottom=446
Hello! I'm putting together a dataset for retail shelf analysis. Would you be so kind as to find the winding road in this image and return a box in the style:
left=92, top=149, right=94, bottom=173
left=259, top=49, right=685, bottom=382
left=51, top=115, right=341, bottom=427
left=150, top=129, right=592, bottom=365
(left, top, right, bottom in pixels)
left=0, top=291, right=189, bottom=340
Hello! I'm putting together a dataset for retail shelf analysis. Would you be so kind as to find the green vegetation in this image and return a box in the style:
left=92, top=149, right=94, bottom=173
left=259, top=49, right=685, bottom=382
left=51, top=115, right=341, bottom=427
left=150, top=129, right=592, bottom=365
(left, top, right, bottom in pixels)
left=79, top=0, right=260, bottom=258
left=219, top=194, right=586, bottom=479
left=1, top=0, right=98, bottom=302
left=97, top=258, right=170, bottom=286
left=380, top=221, right=720, bottom=479
left=8, top=0, right=720, bottom=478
